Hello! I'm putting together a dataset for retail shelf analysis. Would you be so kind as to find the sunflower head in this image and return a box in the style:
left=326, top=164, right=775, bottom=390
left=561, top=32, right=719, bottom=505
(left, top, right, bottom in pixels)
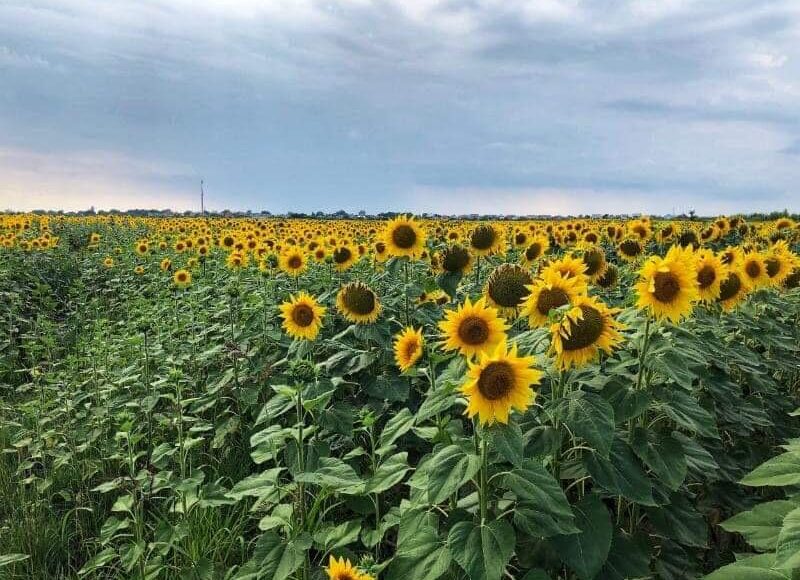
left=521, top=269, right=586, bottom=328
left=394, top=326, right=424, bottom=372
left=634, top=246, right=699, bottom=322
left=383, top=215, right=426, bottom=258
left=484, top=263, right=533, bottom=318
left=336, top=282, right=381, bottom=324
left=173, top=268, right=191, bottom=288
left=461, top=340, right=542, bottom=425
left=332, top=245, right=357, bottom=272
left=549, top=295, right=625, bottom=370
left=618, top=238, right=644, bottom=262
left=580, top=246, right=608, bottom=281
left=439, top=296, right=508, bottom=359
left=279, top=292, right=326, bottom=340
left=596, top=263, right=619, bottom=290
left=440, top=244, right=473, bottom=274
left=742, top=252, right=770, bottom=289
left=325, top=556, right=373, bottom=580
left=469, top=224, right=504, bottom=256
left=520, top=235, right=549, bottom=266
left=717, top=269, right=750, bottom=311
left=279, top=248, right=307, bottom=277
left=694, top=249, right=728, bottom=303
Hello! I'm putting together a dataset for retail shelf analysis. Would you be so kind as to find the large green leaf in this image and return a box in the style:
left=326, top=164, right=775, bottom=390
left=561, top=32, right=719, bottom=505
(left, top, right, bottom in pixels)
left=227, top=468, right=283, bottom=501
left=235, top=532, right=307, bottom=580
left=294, top=457, right=363, bottom=494
left=377, top=408, right=415, bottom=455
left=502, top=460, right=578, bottom=537
left=775, top=507, right=800, bottom=570
left=386, top=509, right=451, bottom=580
left=489, top=421, right=524, bottom=467
left=365, top=452, right=412, bottom=494
left=560, top=391, right=615, bottom=457
left=448, top=519, right=516, bottom=580
left=722, top=500, right=798, bottom=551
left=704, top=553, right=790, bottom=580
left=741, top=451, right=800, bottom=487
left=631, top=428, right=687, bottom=491
left=597, top=531, right=650, bottom=580
left=647, top=492, right=707, bottom=548
left=653, top=386, right=718, bottom=439
left=585, top=438, right=655, bottom=506
left=426, top=445, right=481, bottom=505
left=549, top=494, right=612, bottom=580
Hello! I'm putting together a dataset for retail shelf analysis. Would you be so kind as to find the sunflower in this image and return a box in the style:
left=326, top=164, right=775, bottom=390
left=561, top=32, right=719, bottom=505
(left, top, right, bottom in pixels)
left=783, top=268, right=799, bottom=289
left=439, top=296, right=508, bottom=359
left=596, top=263, right=619, bottom=289
left=520, top=235, right=550, bottom=267
left=694, top=249, right=728, bottom=303
left=720, top=245, right=744, bottom=269
left=469, top=223, right=505, bottom=256
left=383, top=215, right=426, bottom=258
left=483, top=263, right=533, bottom=318
left=325, top=556, right=373, bottom=580
left=579, top=246, right=608, bottom=282
left=540, top=255, right=588, bottom=283
left=521, top=269, right=586, bottom=328
left=134, top=265, right=145, bottom=275
left=373, top=241, right=388, bottom=263
left=635, top=246, right=699, bottom=322
left=617, top=238, right=644, bottom=262
left=461, top=340, right=542, bottom=425
left=439, top=244, right=473, bottom=274
left=764, top=241, right=795, bottom=285
left=549, top=295, right=625, bottom=370
left=278, top=247, right=308, bottom=277
left=717, top=269, right=750, bottom=311
left=102, top=256, right=114, bottom=268
left=336, top=282, right=381, bottom=324
left=173, top=269, right=191, bottom=288
left=226, top=251, right=249, bottom=270
left=741, top=251, right=770, bottom=289
left=332, top=244, right=357, bottom=272
left=394, top=327, right=424, bottom=372
left=279, top=292, right=326, bottom=340
left=135, top=241, right=149, bottom=255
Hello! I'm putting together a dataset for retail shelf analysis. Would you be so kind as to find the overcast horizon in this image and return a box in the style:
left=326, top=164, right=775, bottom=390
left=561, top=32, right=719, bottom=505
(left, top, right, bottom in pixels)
left=1, top=1, right=799, bottom=215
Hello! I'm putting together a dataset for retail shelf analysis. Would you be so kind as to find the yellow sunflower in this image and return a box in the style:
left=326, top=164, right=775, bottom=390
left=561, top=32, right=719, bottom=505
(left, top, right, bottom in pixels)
left=617, top=238, right=644, bottom=262
left=173, top=268, right=191, bottom=288
left=461, top=340, right=542, bottom=425
left=764, top=241, right=795, bottom=286
left=521, top=269, right=586, bottom=328
left=278, top=247, right=308, bottom=277
left=520, top=235, right=550, bottom=267
left=336, top=282, right=381, bottom=324
left=383, top=215, right=426, bottom=258
left=579, top=246, right=608, bottom=282
left=720, top=245, right=744, bottom=269
left=717, top=269, right=751, bottom=311
left=549, top=295, right=625, bottom=370
left=439, top=244, right=473, bottom=275
left=741, top=251, right=770, bottom=289
left=469, top=223, right=505, bottom=256
left=332, top=244, right=357, bottom=272
left=394, top=327, right=424, bottom=372
left=635, top=246, right=699, bottom=322
left=694, top=249, right=728, bottom=303
left=439, top=296, right=508, bottom=359
left=540, top=255, right=588, bottom=281
left=134, top=265, right=145, bottom=275
left=325, top=556, right=373, bottom=580
left=483, top=263, right=533, bottom=318
left=102, top=256, right=114, bottom=268
left=279, top=292, right=326, bottom=340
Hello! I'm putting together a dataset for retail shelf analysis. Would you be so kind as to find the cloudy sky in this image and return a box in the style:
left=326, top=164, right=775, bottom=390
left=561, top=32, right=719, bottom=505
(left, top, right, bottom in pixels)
left=1, top=0, right=798, bottom=214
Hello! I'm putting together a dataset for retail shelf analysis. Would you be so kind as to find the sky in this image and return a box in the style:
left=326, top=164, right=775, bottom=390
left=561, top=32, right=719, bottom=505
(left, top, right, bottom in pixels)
left=1, top=0, right=799, bottom=215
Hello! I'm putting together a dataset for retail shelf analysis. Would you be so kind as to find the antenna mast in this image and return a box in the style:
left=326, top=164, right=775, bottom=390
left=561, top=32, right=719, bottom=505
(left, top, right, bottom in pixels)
left=200, top=179, right=205, bottom=216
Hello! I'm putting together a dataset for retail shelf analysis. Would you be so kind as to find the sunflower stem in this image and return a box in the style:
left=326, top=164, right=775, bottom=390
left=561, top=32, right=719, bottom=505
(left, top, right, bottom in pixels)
left=479, top=424, right=488, bottom=526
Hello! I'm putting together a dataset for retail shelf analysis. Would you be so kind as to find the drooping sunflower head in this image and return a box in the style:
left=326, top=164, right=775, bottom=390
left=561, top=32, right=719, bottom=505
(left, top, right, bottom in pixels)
left=394, top=326, right=424, bottom=372
left=579, top=246, right=608, bottom=282
left=783, top=268, right=799, bottom=290
left=520, top=235, right=550, bottom=267
left=173, top=268, right=191, bottom=288
left=332, top=244, right=357, bottom=272
left=279, top=291, right=326, bottom=340
left=438, top=296, right=508, bottom=359
left=461, top=340, right=542, bottom=425
left=336, top=282, right=381, bottom=324
left=440, top=244, right=473, bottom=274
left=483, top=263, right=533, bottom=318
left=521, top=269, right=586, bottom=328
left=634, top=246, right=700, bottom=322
left=717, top=269, right=751, bottom=311
left=677, top=230, right=700, bottom=249
left=596, top=263, right=619, bottom=290
left=469, top=224, right=504, bottom=256
left=278, top=247, right=307, bottom=277
left=694, top=249, right=728, bottom=303
left=617, top=238, right=644, bottom=262
left=742, top=251, right=770, bottom=289
left=325, top=555, right=373, bottom=580
left=383, top=215, right=426, bottom=258
left=548, top=295, right=625, bottom=370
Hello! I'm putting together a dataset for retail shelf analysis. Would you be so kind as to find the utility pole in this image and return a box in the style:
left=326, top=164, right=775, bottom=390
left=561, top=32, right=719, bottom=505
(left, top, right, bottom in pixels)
left=200, top=179, right=205, bottom=216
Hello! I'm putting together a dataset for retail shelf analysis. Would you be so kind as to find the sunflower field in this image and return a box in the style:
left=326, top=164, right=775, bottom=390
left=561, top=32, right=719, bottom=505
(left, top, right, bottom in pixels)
left=1, top=213, right=800, bottom=580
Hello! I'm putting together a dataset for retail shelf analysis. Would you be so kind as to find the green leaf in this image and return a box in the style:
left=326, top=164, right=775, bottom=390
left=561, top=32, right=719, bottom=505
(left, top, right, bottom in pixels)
left=561, top=391, right=615, bottom=457
left=489, top=421, right=524, bottom=466
left=377, top=408, right=415, bottom=455
left=386, top=509, right=451, bottom=580
left=630, top=428, right=687, bottom=491
left=601, top=379, right=650, bottom=423
left=549, top=494, right=613, bottom=580
left=502, top=460, right=578, bottom=537
left=741, top=451, right=800, bottom=487
left=0, top=554, right=30, bottom=568
left=775, top=507, right=800, bottom=569
left=235, top=532, right=306, bottom=580
left=365, top=452, right=411, bottom=494
left=654, top=386, right=718, bottom=439
left=597, top=531, right=650, bottom=580
left=722, top=500, right=798, bottom=551
left=647, top=492, right=707, bottom=548
left=313, top=519, right=361, bottom=552
left=705, top=553, right=790, bottom=580
left=437, top=271, right=463, bottom=299
left=585, top=438, right=655, bottom=506
left=448, top=519, right=516, bottom=580
left=295, top=457, right=363, bottom=494
left=426, top=445, right=481, bottom=505
left=227, top=468, right=283, bottom=501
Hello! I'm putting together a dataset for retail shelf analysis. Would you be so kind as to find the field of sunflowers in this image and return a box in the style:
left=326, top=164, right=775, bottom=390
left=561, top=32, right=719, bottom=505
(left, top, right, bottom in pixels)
left=1, top=213, right=799, bottom=580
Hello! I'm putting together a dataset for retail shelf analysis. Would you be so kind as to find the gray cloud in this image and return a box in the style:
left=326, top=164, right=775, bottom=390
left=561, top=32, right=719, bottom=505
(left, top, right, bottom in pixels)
left=0, top=0, right=798, bottom=212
